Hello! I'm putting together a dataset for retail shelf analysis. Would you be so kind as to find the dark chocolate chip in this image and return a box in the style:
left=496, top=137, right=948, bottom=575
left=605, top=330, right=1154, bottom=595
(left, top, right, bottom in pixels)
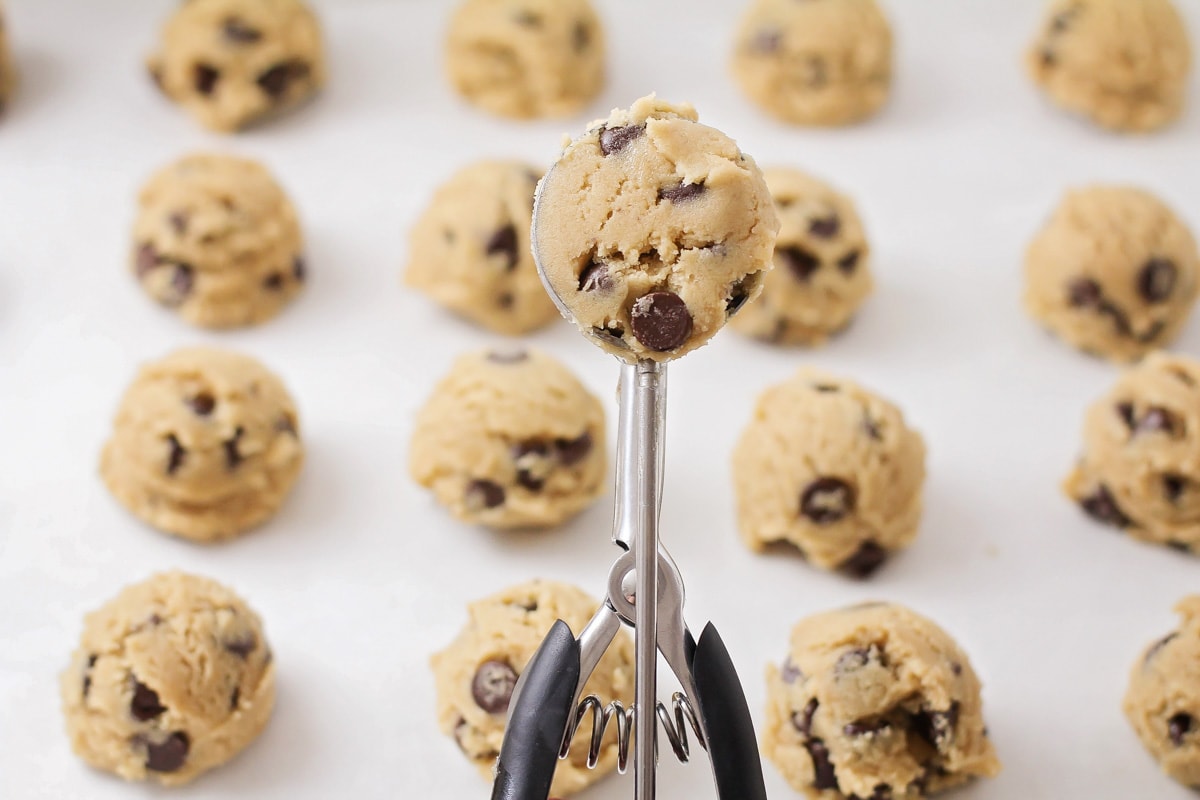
left=598, top=125, right=644, bottom=156
left=230, top=687, right=240, bottom=710
left=188, top=393, right=215, bottom=416
left=1170, top=712, right=1193, bottom=746
left=751, top=28, right=781, bottom=53
left=800, top=478, right=856, bottom=524
left=556, top=431, right=593, bottom=466
left=1068, top=277, right=1103, bottom=308
left=224, top=427, right=244, bottom=470
left=224, top=632, right=257, bottom=659
left=257, top=61, right=309, bottom=98
left=1139, top=259, right=1177, bottom=303
left=791, top=698, right=818, bottom=736
left=276, top=414, right=298, bottom=435
left=912, top=702, right=960, bottom=750
left=809, top=216, right=841, bottom=239
left=166, top=435, right=186, bottom=475
left=486, top=350, right=528, bottom=365
left=805, top=739, right=839, bottom=790
left=835, top=647, right=878, bottom=674
left=193, top=64, right=220, bottom=95
left=168, top=212, right=189, bottom=235
left=512, top=440, right=550, bottom=492
left=131, top=681, right=167, bottom=721
left=951, top=662, right=963, bottom=676
left=467, top=479, right=506, bottom=509
left=591, top=324, right=629, bottom=349
left=578, top=261, right=613, bottom=292
left=486, top=225, right=519, bottom=271
left=573, top=21, right=590, bottom=51
left=659, top=181, right=705, bottom=203
left=1040, top=49, right=1057, bottom=68
left=472, top=660, right=518, bottom=714
left=863, top=414, right=883, bottom=441
left=136, top=243, right=160, bottom=279
left=1138, top=320, right=1167, bottom=344
left=839, top=541, right=888, bottom=579
left=293, top=256, right=307, bottom=282
left=1137, top=407, right=1179, bottom=435
left=781, top=246, right=820, bottom=281
left=837, top=250, right=861, bottom=275
left=169, top=263, right=195, bottom=305
left=631, top=291, right=693, bottom=351
left=1146, top=633, right=1178, bottom=664
left=1165, top=475, right=1187, bottom=502
left=1080, top=485, right=1130, bottom=528
left=144, top=732, right=190, bottom=773
left=83, top=655, right=98, bottom=698
left=781, top=657, right=803, bottom=684
left=850, top=785, right=893, bottom=800
left=726, top=276, right=754, bottom=318
left=452, top=717, right=471, bottom=752
left=1116, top=402, right=1136, bottom=429
left=844, top=718, right=891, bottom=737
left=263, top=272, right=285, bottom=290
left=222, top=17, right=263, bottom=43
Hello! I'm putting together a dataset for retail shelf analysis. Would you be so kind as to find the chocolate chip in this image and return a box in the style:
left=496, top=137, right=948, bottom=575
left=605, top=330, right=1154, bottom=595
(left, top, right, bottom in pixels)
left=466, top=479, right=506, bottom=510
left=1040, top=49, right=1057, bottom=68
left=850, top=785, right=893, bottom=800
left=1137, top=407, right=1179, bottom=435
left=781, top=247, right=819, bottom=281
left=591, top=324, right=629, bottom=349
left=1068, top=277, right=1103, bottom=308
left=1165, top=475, right=1187, bottom=502
left=863, top=414, right=883, bottom=441
left=486, top=350, right=528, bottom=365
left=781, top=657, right=803, bottom=684
left=805, top=739, right=839, bottom=791
left=83, top=655, right=98, bottom=698
left=726, top=276, right=754, bottom=317
left=136, top=244, right=160, bottom=279
left=276, top=414, right=298, bottom=435
left=222, top=17, right=262, bottom=43
left=556, top=431, right=593, bottom=466
left=791, top=698, right=818, bottom=736
left=257, top=61, right=309, bottom=98
left=844, top=718, right=891, bottom=737
left=144, top=732, right=189, bottom=773
left=800, top=478, right=856, bottom=524
left=471, top=660, right=518, bottom=714
left=486, top=225, right=519, bottom=271
left=1146, top=633, right=1178, bottom=664
left=293, top=256, right=306, bottom=282
left=839, top=541, right=888, bottom=579
left=573, top=21, right=590, bottom=51
left=598, top=125, right=644, bottom=156
left=578, top=261, right=612, bottom=292
left=951, top=662, right=963, bottom=676
left=912, top=702, right=960, bottom=750
left=131, top=681, right=167, bottom=721
left=224, top=632, right=257, bottom=659
left=809, top=216, right=841, bottom=239
left=1139, top=259, right=1177, bottom=303
left=1138, top=319, right=1167, bottom=344
left=1117, top=402, right=1136, bottom=429
left=1170, top=712, right=1193, bottom=746
left=169, top=263, right=194, bottom=305
left=659, top=181, right=705, bottom=203
left=263, top=272, right=285, bottom=290
left=453, top=717, right=471, bottom=752
left=1080, top=485, right=1130, bottom=528
left=188, top=393, right=215, bottom=416
left=166, top=435, right=186, bottom=475
left=230, top=687, right=240, bottom=710
left=512, top=440, right=550, bottom=491
left=813, top=384, right=839, bottom=393
left=837, top=250, right=861, bottom=275
left=631, top=291, right=693, bottom=351
left=193, top=64, right=220, bottom=95
left=751, top=28, right=782, bottom=53
left=835, top=646, right=882, bottom=674
left=222, top=427, right=244, bottom=470
left=1051, top=10, right=1075, bottom=32
left=168, top=212, right=189, bottom=235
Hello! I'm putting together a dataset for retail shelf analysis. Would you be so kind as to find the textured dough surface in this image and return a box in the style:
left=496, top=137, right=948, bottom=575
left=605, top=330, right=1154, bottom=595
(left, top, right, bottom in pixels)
left=405, top=160, right=557, bottom=335
left=148, top=0, right=326, bottom=132
left=100, top=347, right=305, bottom=542
left=732, top=369, right=925, bottom=577
left=731, top=0, right=893, bottom=126
left=445, top=0, right=605, bottom=119
left=61, top=572, right=275, bottom=786
left=0, top=4, right=15, bottom=115
left=410, top=348, right=605, bottom=529
left=732, top=168, right=873, bottom=345
left=132, top=153, right=306, bottom=329
left=1026, top=0, right=1192, bottom=132
left=1064, top=352, right=1200, bottom=552
left=431, top=579, right=634, bottom=796
left=1024, top=185, right=1199, bottom=362
left=534, top=95, right=779, bottom=362
left=763, top=603, right=1001, bottom=800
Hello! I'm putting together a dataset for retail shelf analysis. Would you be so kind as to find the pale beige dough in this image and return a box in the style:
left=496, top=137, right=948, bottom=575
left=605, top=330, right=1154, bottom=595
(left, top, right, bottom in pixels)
left=731, top=168, right=873, bottom=345
left=1026, top=0, right=1192, bottom=133
left=1064, top=352, right=1200, bottom=553
left=410, top=348, right=605, bottom=529
left=445, top=0, right=605, bottom=119
left=763, top=603, right=1001, bottom=800
left=731, top=0, right=893, bottom=126
left=732, top=369, right=925, bottom=578
left=431, top=579, right=634, bottom=796
left=405, top=160, right=558, bottom=335
left=61, top=572, right=275, bottom=786
left=148, top=0, right=326, bottom=132
left=0, top=3, right=15, bottom=115
left=1024, top=185, right=1200, bottom=362
left=100, top=347, right=305, bottom=542
left=533, top=95, right=779, bottom=362
left=132, top=153, right=306, bottom=329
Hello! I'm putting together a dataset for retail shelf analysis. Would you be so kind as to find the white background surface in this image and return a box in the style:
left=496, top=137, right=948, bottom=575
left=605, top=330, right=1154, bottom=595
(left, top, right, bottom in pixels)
left=3, top=0, right=1200, bottom=798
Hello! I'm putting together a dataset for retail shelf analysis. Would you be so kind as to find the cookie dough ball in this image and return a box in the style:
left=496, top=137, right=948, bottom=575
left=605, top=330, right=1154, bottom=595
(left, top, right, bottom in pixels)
left=405, top=161, right=557, bottom=335
left=0, top=4, right=15, bottom=116
left=732, top=370, right=925, bottom=578
left=148, top=0, right=325, bottom=132
left=763, top=603, right=1001, bottom=800
left=1064, top=353, right=1200, bottom=553
left=100, top=347, right=305, bottom=542
left=1026, top=0, right=1192, bottom=133
left=731, top=168, right=873, bottom=345
left=431, top=579, right=633, bottom=796
left=410, top=348, right=605, bottom=529
left=1024, top=186, right=1199, bottom=362
left=534, top=96, right=779, bottom=362
left=445, top=0, right=605, bottom=119
left=61, top=572, right=275, bottom=786
left=731, top=0, right=893, bottom=126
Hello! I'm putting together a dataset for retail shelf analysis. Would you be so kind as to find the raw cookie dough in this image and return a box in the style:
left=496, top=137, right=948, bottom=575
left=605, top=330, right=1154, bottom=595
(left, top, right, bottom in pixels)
left=731, top=168, right=873, bottom=345
left=763, top=603, right=1001, bottom=800
left=132, top=153, right=306, bottom=329
left=61, top=571, right=275, bottom=786
left=533, top=95, right=779, bottom=362
left=0, top=3, right=15, bottom=115
left=1064, top=352, right=1200, bottom=553
left=148, top=0, right=325, bottom=132
left=731, top=0, right=893, bottom=126
left=431, top=579, right=634, bottom=796
left=1024, top=185, right=1200, bottom=362
left=1025, top=0, right=1192, bottom=133
left=732, top=369, right=925, bottom=578
left=1125, top=596, right=1200, bottom=788
left=410, top=348, right=605, bottom=529
left=445, top=0, right=605, bottom=119
left=100, top=347, right=305, bottom=542
left=405, top=161, right=557, bottom=335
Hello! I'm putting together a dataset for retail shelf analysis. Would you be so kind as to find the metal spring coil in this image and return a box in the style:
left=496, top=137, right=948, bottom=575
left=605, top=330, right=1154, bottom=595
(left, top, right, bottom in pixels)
left=560, top=692, right=706, bottom=773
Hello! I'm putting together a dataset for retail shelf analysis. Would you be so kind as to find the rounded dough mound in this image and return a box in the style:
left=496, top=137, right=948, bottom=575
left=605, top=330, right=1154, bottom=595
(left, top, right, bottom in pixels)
left=763, top=603, right=1001, bottom=800
left=0, top=4, right=16, bottom=115
left=100, top=347, right=305, bottom=542
left=533, top=95, right=779, bottom=363
left=405, top=160, right=557, bottom=335
left=731, top=0, right=893, bottom=126
left=1026, top=0, right=1192, bottom=133
left=444, top=0, right=605, bottom=119
left=430, top=579, right=633, bottom=797
left=731, top=167, right=873, bottom=346
left=1024, top=185, right=1199, bottom=362
left=147, top=0, right=326, bottom=132
left=61, top=572, right=275, bottom=786
left=132, top=153, right=306, bottom=329
left=732, top=369, right=925, bottom=578
left=409, top=348, right=606, bottom=529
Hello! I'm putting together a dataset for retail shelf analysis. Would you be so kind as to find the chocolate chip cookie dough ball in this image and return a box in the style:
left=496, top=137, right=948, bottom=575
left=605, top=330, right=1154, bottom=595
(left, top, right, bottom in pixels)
left=405, top=161, right=557, bottom=335
left=533, top=96, right=779, bottom=362
left=731, top=0, right=893, bottom=126
left=445, top=0, right=605, bottom=119
left=0, top=3, right=15, bottom=116
left=764, top=603, right=1000, bottom=800
left=100, top=347, right=304, bottom=542
left=61, top=572, right=275, bottom=786
left=1064, top=353, right=1200, bottom=553
left=732, top=370, right=925, bottom=578
left=731, top=168, right=873, bottom=346
left=1024, top=186, right=1199, bottom=362
left=132, top=153, right=306, bottom=329
left=431, top=579, right=633, bottom=796
left=410, top=349, right=605, bottom=529
left=1026, top=0, right=1191, bottom=133
left=148, top=0, right=325, bottom=132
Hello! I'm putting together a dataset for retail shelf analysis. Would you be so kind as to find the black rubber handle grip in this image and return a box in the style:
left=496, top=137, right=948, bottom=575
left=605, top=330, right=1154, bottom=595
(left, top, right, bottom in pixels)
left=691, top=622, right=769, bottom=800
left=491, top=620, right=580, bottom=800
